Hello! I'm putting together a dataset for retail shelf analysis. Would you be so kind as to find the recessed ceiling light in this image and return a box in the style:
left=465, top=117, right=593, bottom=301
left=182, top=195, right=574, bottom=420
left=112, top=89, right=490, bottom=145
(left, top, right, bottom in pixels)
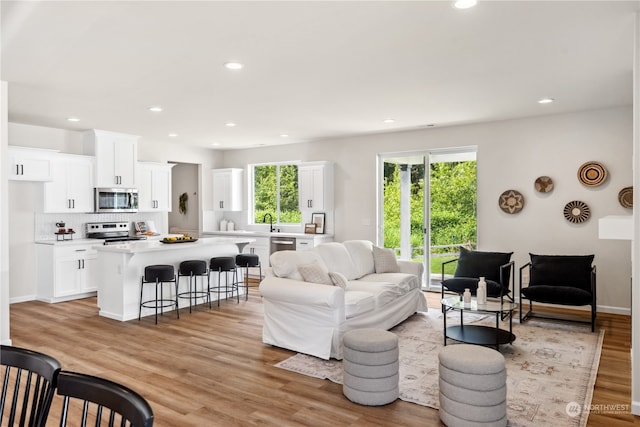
left=453, top=0, right=477, bottom=9
left=66, top=117, right=80, bottom=122
left=211, top=143, right=221, bottom=147
left=538, top=98, right=555, bottom=104
left=148, top=106, right=163, bottom=112
left=280, top=134, right=289, bottom=138
left=224, top=62, right=244, bottom=70
left=168, top=133, right=178, bottom=137
left=225, top=122, right=236, bottom=127
left=383, top=118, right=395, bottom=124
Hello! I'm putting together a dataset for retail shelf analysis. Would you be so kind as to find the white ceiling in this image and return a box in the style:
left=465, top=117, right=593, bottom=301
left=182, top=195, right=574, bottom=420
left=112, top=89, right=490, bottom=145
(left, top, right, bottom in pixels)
left=1, top=1, right=638, bottom=150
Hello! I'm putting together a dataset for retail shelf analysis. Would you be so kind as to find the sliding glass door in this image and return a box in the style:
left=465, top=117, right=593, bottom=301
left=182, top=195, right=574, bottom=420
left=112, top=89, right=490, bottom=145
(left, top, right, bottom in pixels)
left=378, top=148, right=477, bottom=289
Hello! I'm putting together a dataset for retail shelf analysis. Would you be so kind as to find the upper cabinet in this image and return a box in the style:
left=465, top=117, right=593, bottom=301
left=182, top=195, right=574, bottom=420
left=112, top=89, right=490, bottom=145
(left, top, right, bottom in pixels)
left=83, top=129, right=138, bottom=188
left=298, top=161, right=333, bottom=212
left=212, top=168, right=242, bottom=211
left=42, top=154, right=94, bottom=213
left=8, top=146, right=57, bottom=181
left=137, top=162, right=175, bottom=212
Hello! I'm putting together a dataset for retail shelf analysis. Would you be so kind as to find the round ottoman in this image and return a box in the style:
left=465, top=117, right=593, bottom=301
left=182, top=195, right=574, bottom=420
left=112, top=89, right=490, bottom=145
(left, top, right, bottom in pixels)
left=342, top=328, right=399, bottom=406
left=438, top=344, right=507, bottom=427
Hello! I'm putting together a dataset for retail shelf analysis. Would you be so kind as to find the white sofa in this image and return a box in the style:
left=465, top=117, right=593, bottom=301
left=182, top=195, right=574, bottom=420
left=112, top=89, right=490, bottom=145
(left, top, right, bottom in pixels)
left=259, top=240, right=428, bottom=360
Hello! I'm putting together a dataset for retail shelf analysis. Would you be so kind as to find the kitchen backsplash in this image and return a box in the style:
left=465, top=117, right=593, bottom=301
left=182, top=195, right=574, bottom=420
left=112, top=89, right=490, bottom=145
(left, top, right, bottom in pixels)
left=35, top=212, right=166, bottom=240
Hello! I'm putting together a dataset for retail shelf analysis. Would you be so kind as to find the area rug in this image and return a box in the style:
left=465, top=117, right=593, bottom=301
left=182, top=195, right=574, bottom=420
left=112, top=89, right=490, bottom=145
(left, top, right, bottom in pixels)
left=275, top=311, right=604, bottom=427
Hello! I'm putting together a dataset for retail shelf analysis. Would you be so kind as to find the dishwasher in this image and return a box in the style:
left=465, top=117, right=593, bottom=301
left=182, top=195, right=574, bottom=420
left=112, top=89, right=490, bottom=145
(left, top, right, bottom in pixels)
left=270, top=236, right=296, bottom=255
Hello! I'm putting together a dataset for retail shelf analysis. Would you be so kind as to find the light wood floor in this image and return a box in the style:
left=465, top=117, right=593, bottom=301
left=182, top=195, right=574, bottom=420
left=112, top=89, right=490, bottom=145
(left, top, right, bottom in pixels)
left=6, top=290, right=639, bottom=426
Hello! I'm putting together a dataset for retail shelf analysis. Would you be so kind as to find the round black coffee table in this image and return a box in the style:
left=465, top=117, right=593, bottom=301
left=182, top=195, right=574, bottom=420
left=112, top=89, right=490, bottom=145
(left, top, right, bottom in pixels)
left=441, top=296, right=516, bottom=350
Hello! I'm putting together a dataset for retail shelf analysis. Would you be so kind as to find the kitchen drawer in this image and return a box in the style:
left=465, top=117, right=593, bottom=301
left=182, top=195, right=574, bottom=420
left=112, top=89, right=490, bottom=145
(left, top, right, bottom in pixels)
left=55, top=245, right=98, bottom=259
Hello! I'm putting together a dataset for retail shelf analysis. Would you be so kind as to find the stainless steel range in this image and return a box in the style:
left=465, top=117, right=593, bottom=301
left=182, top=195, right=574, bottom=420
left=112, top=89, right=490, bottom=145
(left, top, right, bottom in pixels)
left=86, top=222, right=147, bottom=245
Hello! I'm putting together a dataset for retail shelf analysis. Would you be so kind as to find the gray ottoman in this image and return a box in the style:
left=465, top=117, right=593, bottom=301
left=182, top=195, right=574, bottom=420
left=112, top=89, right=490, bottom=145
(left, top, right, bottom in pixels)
left=342, top=328, right=399, bottom=406
left=438, top=344, right=507, bottom=427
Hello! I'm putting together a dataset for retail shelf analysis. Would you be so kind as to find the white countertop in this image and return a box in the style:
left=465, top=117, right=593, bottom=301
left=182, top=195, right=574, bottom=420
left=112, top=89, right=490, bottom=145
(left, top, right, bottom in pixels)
left=203, top=230, right=333, bottom=239
left=94, top=236, right=255, bottom=253
left=36, top=238, right=104, bottom=246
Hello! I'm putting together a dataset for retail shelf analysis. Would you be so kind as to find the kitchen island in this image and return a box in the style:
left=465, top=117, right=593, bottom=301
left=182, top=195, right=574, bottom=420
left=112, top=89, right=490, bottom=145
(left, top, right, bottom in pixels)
left=95, top=237, right=255, bottom=321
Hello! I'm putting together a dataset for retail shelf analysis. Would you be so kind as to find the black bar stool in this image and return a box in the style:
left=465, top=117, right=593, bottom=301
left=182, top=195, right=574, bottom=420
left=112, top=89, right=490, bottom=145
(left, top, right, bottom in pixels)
left=208, top=257, right=239, bottom=307
left=139, top=264, right=179, bottom=324
left=235, top=253, right=262, bottom=301
left=178, top=260, right=209, bottom=313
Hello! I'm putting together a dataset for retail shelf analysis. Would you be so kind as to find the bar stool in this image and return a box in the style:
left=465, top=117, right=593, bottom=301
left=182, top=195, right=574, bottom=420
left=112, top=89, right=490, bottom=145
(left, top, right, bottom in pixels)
left=208, top=257, right=239, bottom=307
left=139, top=265, right=179, bottom=324
left=235, top=253, right=262, bottom=301
left=177, top=260, right=209, bottom=313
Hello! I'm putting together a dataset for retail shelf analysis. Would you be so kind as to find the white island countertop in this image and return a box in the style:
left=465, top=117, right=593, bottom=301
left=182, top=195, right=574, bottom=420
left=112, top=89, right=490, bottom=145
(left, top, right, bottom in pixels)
left=203, top=230, right=334, bottom=239
left=95, top=236, right=255, bottom=254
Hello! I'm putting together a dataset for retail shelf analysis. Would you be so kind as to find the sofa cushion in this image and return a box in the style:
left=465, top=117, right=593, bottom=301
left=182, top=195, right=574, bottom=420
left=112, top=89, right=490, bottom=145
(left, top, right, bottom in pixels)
left=270, top=250, right=328, bottom=281
left=329, top=271, right=349, bottom=289
left=528, top=254, right=594, bottom=292
left=454, top=247, right=513, bottom=284
left=298, top=261, right=333, bottom=286
left=345, top=291, right=376, bottom=318
left=316, top=242, right=359, bottom=280
left=442, top=277, right=508, bottom=297
left=521, top=285, right=593, bottom=306
left=372, top=246, right=400, bottom=273
left=343, top=240, right=375, bottom=278
left=359, top=273, right=420, bottom=293
left=347, top=281, right=404, bottom=308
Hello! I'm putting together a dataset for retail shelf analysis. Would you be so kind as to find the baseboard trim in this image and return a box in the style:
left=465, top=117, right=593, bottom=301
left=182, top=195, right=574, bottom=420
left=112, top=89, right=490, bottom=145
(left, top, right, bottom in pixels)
left=10, top=295, right=36, bottom=304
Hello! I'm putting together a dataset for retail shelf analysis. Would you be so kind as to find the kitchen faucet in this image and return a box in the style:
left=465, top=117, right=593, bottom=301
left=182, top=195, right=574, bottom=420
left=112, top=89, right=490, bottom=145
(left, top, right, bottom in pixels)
left=263, top=213, right=274, bottom=232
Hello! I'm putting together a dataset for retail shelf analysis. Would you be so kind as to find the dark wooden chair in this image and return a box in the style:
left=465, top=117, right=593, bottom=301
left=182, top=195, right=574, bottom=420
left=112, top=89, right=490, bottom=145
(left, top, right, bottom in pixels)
left=0, top=345, right=61, bottom=427
left=52, top=371, right=153, bottom=427
left=519, top=254, right=596, bottom=332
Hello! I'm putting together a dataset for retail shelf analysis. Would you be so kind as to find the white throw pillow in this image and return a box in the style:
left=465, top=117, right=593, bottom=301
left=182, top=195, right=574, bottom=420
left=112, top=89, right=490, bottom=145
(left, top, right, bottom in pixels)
left=298, top=261, right=333, bottom=286
left=372, top=246, right=400, bottom=273
left=328, top=271, right=348, bottom=289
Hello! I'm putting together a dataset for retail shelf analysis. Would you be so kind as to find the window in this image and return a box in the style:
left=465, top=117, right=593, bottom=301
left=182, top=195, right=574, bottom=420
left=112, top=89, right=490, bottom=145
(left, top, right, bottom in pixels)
left=252, top=163, right=301, bottom=224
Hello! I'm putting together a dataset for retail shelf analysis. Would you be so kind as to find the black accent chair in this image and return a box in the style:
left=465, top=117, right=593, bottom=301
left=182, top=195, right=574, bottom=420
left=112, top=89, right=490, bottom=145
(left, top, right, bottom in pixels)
left=441, top=247, right=515, bottom=306
left=0, top=345, right=61, bottom=427
left=52, top=371, right=154, bottom=427
left=519, top=254, right=596, bottom=332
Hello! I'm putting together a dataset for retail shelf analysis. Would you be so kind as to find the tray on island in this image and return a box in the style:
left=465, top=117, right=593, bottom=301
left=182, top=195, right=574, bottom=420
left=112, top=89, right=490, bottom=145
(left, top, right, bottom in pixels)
left=160, top=238, right=198, bottom=244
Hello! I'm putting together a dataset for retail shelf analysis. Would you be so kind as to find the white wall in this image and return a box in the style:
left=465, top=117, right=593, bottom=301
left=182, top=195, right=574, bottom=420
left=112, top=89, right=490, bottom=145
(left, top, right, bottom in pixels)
left=1, top=81, right=11, bottom=344
left=223, top=106, right=633, bottom=312
left=7, top=123, right=222, bottom=303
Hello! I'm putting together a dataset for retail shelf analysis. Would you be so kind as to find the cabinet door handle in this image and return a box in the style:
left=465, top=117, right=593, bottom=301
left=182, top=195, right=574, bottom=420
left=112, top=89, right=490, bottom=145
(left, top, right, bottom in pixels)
left=75, top=249, right=86, bottom=252
left=78, top=260, right=81, bottom=269
left=16, top=165, right=19, bottom=175
left=73, top=199, right=75, bottom=209
left=20, top=165, right=24, bottom=175
left=82, top=259, right=85, bottom=269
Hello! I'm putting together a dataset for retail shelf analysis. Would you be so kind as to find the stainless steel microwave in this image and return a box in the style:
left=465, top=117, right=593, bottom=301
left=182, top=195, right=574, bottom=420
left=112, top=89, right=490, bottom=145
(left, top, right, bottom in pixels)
left=94, top=188, right=138, bottom=213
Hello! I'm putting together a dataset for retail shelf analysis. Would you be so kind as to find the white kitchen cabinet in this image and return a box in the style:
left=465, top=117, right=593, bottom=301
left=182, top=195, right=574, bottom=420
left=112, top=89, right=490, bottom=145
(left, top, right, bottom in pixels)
left=83, top=129, right=138, bottom=188
left=137, top=162, right=174, bottom=212
left=296, top=235, right=334, bottom=251
left=298, top=161, right=333, bottom=212
left=212, top=168, right=243, bottom=211
left=246, top=237, right=270, bottom=267
left=36, top=243, right=98, bottom=303
left=8, top=146, right=57, bottom=181
left=42, top=154, right=94, bottom=213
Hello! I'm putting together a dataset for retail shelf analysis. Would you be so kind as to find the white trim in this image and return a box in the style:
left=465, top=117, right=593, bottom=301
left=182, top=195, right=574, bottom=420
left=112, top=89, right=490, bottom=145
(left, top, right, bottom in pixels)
left=9, top=295, right=36, bottom=304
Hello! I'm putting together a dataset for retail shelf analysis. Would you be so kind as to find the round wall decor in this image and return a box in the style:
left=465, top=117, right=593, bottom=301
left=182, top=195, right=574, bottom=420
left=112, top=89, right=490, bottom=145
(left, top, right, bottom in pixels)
left=499, top=190, right=524, bottom=214
left=563, top=200, right=590, bottom=223
left=534, top=176, right=554, bottom=193
left=577, top=161, right=608, bottom=187
left=618, top=186, right=633, bottom=209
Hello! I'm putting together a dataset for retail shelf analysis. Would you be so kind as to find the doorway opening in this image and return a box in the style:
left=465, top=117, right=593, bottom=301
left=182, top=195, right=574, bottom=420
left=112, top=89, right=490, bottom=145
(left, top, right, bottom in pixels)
left=377, top=148, right=477, bottom=289
left=168, top=162, right=201, bottom=236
